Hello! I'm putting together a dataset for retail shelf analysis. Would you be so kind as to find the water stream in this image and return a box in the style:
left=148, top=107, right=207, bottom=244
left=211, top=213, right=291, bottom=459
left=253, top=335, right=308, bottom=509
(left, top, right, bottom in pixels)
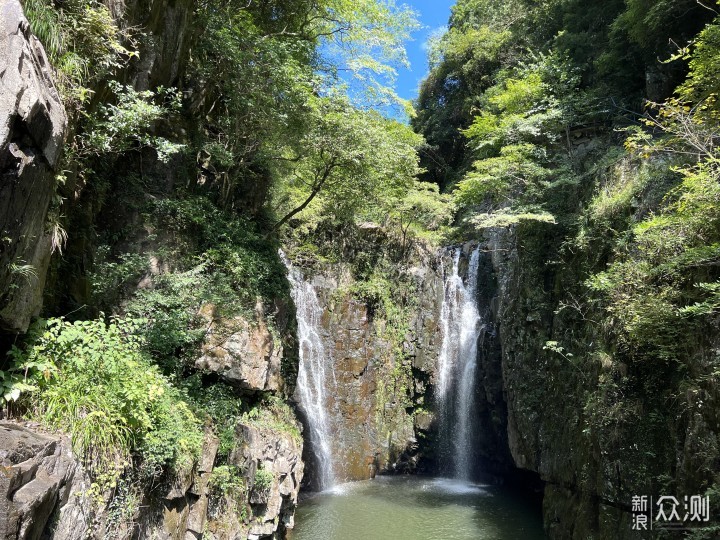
left=436, top=247, right=483, bottom=480
left=282, top=253, right=336, bottom=490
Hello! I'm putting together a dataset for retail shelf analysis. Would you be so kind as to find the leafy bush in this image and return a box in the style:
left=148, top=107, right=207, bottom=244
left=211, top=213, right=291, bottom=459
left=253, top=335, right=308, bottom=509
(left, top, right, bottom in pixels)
left=241, top=396, right=301, bottom=445
left=150, top=197, right=289, bottom=304
left=208, top=464, right=248, bottom=523
left=125, top=268, right=210, bottom=373
left=22, top=0, right=135, bottom=103
left=253, top=465, right=274, bottom=493
left=80, top=82, right=184, bottom=162
left=209, top=465, right=245, bottom=497
left=15, top=317, right=203, bottom=483
left=90, top=246, right=148, bottom=311
left=182, top=377, right=244, bottom=458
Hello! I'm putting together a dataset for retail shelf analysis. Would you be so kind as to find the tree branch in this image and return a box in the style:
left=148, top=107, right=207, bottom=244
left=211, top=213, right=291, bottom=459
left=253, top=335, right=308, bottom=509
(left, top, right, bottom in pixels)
left=267, top=161, right=337, bottom=234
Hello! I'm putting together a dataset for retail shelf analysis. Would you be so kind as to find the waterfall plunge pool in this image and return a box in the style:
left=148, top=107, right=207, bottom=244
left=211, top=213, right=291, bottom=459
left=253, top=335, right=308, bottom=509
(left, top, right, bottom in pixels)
left=289, top=476, right=546, bottom=540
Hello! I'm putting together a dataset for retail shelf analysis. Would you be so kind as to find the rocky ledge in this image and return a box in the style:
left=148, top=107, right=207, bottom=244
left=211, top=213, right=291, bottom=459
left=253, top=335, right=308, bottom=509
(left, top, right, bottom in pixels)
left=0, top=419, right=303, bottom=540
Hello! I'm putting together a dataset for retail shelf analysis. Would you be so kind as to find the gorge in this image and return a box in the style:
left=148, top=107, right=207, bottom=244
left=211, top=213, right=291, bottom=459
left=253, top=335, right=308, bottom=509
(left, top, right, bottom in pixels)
left=2, top=0, right=720, bottom=539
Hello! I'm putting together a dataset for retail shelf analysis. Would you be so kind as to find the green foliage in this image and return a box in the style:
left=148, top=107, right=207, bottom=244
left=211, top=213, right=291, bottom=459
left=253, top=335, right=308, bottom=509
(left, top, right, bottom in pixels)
left=316, top=0, right=420, bottom=109
left=79, top=82, right=184, bottom=162
left=138, top=394, right=203, bottom=479
left=449, top=52, right=586, bottom=226
left=253, top=465, right=274, bottom=493
left=22, top=0, right=136, bottom=103
left=94, top=196, right=291, bottom=379
left=207, top=463, right=248, bottom=524
left=209, top=465, right=246, bottom=499
left=0, top=370, right=38, bottom=407
left=1, top=326, right=55, bottom=407
left=182, top=378, right=243, bottom=459
left=14, top=317, right=202, bottom=483
left=104, top=477, right=141, bottom=536
left=586, top=157, right=720, bottom=358
left=191, top=4, right=314, bottom=203
left=676, top=16, right=720, bottom=104
left=90, top=246, right=148, bottom=311
left=125, top=267, right=212, bottom=372
left=385, top=181, right=454, bottom=249
left=584, top=17, right=720, bottom=360
left=191, top=0, right=418, bottom=208
left=241, top=396, right=301, bottom=445
left=455, top=144, right=552, bottom=206
left=611, top=0, right=709, bottom=54
left=469, top=209, right=556, bottom=229
left=271, top=93, right=423, bottom=232
left=150, top=196, right=289, bottom=303
left=21, top=0, right=63, bottom=54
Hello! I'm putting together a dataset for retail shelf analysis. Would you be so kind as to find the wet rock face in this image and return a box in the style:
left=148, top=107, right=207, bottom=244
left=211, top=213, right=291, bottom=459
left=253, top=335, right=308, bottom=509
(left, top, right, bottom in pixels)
left=296, top=256, right=446, bottom=486
left=319, top=273, right=392, bottom=482
left=0, top=422, right=90, bottom=540
left=195, top=304, right=284, bottom=394
left=0, top=0, right=67, bottom=333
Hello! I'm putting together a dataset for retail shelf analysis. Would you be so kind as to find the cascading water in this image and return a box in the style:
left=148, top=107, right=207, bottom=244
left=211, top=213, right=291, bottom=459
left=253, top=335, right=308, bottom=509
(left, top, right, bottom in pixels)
left=436, top=246, right=483, bottom=480
left=281, top=253, right=335, bottom=490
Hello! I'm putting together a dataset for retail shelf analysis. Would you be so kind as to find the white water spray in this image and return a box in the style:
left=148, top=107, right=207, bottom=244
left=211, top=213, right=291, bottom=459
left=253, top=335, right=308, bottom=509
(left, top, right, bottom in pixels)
left=436, top=247, right=483, bottom=480
left=282, top=253, right=335, bottom=490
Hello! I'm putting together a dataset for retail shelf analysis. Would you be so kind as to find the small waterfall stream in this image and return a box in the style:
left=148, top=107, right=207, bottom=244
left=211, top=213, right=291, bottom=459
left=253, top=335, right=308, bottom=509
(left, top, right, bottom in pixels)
left=436, top=247, right=483, bottom=480
left=282, top=254, right=335, bottom=490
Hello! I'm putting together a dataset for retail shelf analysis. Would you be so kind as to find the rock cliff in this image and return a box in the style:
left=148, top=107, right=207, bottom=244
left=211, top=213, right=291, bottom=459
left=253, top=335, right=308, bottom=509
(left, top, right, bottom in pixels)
left=288, top=243, right=517, bottom=486
left=0, top=415, right=303, bottom=540
left=287, top=250, right=447, bottom=487
left=0, top=422, right=89, bottom=540
left=0, top=0, right=67, bottom=333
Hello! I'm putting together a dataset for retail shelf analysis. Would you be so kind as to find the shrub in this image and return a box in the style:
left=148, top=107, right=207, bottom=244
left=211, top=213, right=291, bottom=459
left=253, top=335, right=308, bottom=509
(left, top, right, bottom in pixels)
left=209, top=465, right=246, bottom=498
left=208, top=464, right=248, bottom=523
left=253, top=465, right=274, bottom=493
left=241, top=396, right=301, bottom=445
left=15, top=317, right=203, bottom=483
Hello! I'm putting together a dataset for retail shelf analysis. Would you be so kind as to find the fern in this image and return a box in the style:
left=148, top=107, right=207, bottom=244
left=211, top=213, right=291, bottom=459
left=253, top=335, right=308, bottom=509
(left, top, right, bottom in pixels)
left=21, top=0, right=64, bottom=60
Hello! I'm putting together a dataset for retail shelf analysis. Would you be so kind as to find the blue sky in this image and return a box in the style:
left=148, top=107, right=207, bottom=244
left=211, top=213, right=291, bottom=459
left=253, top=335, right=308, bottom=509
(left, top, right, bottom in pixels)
left=395, top=0, right=455, bottom=102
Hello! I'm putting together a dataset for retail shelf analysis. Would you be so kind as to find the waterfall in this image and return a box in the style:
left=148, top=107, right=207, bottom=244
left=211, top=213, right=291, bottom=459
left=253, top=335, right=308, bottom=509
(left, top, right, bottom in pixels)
left=281, top=253, right=335, bottom=490
left=436, top=246, right=483, bottom=480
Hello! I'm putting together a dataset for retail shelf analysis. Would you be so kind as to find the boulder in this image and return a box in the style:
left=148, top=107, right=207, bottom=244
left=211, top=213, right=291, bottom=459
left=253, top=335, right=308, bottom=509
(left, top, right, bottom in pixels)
left=195, top=305, right=283, bottom=394
left=0, top=422, right=90, bottom=540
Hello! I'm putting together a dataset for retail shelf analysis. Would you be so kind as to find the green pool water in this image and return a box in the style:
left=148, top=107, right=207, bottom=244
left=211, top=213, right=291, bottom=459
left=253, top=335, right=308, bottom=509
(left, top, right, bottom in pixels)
left=289, top=476, right=546, bottom=540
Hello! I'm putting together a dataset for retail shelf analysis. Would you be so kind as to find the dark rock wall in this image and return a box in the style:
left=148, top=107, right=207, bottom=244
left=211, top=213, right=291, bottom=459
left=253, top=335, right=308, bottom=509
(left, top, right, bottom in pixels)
left=481, top=209, right=720, bottom=538
left=485, top=223, right=641, bottom=538
left=0, top=0, right=67, bottom=333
